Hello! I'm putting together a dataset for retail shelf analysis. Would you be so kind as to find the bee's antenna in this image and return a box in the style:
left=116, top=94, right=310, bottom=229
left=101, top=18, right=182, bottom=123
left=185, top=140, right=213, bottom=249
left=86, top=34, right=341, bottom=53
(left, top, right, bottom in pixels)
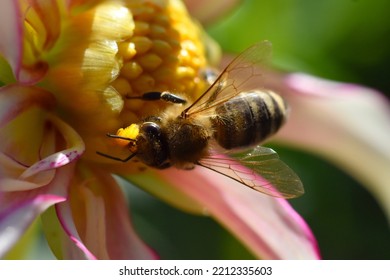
left=106, top=133, right=136, bottom=142
left=96, top=151, right=136, bottom=162
left=96, top=133, right=137, bottom=162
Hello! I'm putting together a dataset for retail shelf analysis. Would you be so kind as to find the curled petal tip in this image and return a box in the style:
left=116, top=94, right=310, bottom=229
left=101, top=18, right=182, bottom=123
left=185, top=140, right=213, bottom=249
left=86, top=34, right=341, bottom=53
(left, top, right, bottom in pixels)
left=20, top=149, right=83, bottom=179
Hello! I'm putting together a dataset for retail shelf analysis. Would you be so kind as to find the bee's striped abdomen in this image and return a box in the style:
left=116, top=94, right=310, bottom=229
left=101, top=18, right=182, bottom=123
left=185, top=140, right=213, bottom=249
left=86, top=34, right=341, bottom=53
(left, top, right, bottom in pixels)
left=211, top=90, right=287, bottom=149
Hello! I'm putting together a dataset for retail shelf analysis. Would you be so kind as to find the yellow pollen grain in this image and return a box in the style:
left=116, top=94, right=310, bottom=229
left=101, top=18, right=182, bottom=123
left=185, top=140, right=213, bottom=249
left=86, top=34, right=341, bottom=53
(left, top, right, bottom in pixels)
left=178, top=49, right=192, bottom=65
left=179, top=48, right=189, bottom=58
left=152, top=66, right=175, bottom=82
left=118, top=42, right=137, bottom=60
left=191, top=57, right=202, bottom=68
left=129, top=36, right=153, bottom=55
left=132, top=74, right=155, bottom=92
left=118, top=124, right=139, bottom=140
left=174, top=83, right=192, bottom=93
left=121, top=61, right=143, bottom=80
left=176, top=66, right=195, bottom=79
left=137, top=53, right=162, bottom=70
left=111, top=77, right=132, bottom=96
left=134, top=21, right=150, bottom=36
left=182, top=40, right=197, bottom=52
left=150, top=24, right=167, bottom=38
left=166, top=38, right=181, bottom=50
left=124, top=98, right=144, bottom=111
left=152, top=40, right=173, bottom=55
left=166, top=54, right=179, bottom=64
left=154, top=14, right=169, bottom=26
left=114, top=124, right=138, bottom=147
left=132, top=6, right=155, bottom=21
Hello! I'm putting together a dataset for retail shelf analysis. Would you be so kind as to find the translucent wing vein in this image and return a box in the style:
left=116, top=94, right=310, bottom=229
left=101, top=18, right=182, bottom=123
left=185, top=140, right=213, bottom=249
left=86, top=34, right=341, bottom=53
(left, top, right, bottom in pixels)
left=182, top=41, right=273, bottom=118
left=198, top=146, right=304, bottom=199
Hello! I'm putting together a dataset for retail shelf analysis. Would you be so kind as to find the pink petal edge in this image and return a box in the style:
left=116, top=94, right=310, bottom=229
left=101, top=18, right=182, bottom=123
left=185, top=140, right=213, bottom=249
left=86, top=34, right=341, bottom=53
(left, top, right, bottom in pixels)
left=0, top=0, right=23, bottom=84
left=0, top=163, right=75, bottom=258
left=56, top=166, right=157, bottom=259
left=55, top=201, right=97, bottom=260
left=0, top=85, right=55, bottom=127
left=276, top=72, right=390, bottom=222
left=0, top=194, right=65, bottom=258
left=20, top=114, right=85, bottom=179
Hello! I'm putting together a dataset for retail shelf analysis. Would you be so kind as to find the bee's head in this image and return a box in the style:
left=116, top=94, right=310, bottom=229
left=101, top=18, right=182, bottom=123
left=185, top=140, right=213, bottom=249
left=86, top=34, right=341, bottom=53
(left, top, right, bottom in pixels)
left=136, top=121, right=170, bottom=169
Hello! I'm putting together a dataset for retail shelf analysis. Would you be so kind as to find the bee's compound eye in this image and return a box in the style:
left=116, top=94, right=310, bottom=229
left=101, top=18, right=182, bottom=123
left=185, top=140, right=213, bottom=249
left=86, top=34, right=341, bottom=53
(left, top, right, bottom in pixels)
left=138, top=121, right=169, bottom=168
left=141, top=122, right=162, bottom=138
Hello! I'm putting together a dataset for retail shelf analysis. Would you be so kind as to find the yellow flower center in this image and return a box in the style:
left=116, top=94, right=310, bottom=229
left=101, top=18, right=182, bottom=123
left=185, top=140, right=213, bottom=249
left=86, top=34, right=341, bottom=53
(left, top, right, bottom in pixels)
left=113, top=0, right=208, bottom=125
left=38, top=0, right=212, bottom=169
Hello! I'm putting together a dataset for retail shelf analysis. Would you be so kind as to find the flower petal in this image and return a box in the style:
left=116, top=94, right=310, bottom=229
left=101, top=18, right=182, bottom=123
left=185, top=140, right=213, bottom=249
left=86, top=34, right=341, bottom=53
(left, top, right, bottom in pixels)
left=184, top=0, right=241, bottom=25
left=0, top=0, right=23, bottom=83
left=42, top=194, right=101, bottom=260
left=20, top=114, right=84, bottom=179
left=0, top=0, right=57, bottom=84
left=56, top=165, right=157, bottom=259
left=131, top=168, right=320, bottom=259
left=275, top=73, right=390, bottom=222
left=0, top=85, right=54, bottom=127
left=0, top=163, right=74, bottom=258
left=0, top=88, right=83, bottom=191
left=0, top=86, right=56, bottom=191
left=127, top=171, right=206, bottom=215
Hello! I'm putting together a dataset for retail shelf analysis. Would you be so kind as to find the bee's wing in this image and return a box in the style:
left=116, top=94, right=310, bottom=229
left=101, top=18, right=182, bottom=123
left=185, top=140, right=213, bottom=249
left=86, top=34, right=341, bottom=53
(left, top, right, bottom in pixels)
left=182, top=41, right=273, bottom=118
left=198, top=146, right=304, bottom=199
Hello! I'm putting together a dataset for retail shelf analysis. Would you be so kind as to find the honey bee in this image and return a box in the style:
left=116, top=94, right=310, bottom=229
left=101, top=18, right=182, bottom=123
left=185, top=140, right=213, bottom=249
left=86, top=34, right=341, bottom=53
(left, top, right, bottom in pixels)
left=97, top=41, right=304, bottom=199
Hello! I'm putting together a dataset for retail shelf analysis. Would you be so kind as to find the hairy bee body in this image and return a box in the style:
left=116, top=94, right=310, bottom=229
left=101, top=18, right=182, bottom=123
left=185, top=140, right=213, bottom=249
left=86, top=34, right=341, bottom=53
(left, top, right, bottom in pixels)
left=135, top=111, right=211, bottom=170
left=131, top=89, right=287, bottom=169
left=97, top=41, right=304, bottom=199
left=211, top=90, right=287, bottom=149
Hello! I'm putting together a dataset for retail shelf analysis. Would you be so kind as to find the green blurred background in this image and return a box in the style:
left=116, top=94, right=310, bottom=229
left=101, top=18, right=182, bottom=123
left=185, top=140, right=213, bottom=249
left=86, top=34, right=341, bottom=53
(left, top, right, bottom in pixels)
left=126, top=0, right=390, bottom=260
left=29, top=0, right=390, bottom=260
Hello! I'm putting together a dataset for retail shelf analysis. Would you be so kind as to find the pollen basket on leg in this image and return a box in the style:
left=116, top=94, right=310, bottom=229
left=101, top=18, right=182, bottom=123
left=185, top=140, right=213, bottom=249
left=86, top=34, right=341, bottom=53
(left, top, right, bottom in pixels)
left=112, top=0, right=209, bottom=125
left=115, top=124, right=140, bottom=147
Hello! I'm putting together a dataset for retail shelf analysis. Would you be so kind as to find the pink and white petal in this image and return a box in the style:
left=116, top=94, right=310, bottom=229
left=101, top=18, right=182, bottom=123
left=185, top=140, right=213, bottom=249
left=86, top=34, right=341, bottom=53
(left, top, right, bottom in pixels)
left=126, top=172, right=206, bottom=215
left=60, top=165, right=157, bottom=259
left=0, top=0, right=23, bottom=84
left=0, top=150, right=55, bottom=192
left=0, top=0, right=48, bottom=84
left=275, top=73, right=390, bottom=222
left=0, top=163, right=75, bottom=258
left=0, top=87, right=57, bottom=192
left=0, top=85, right=54, bottom=128
left=41, top=202, right=97, bottom=260
left=52, top=201, right=97, bottom=259
left=0, top=88, right=82, bottom=191
left=133, top=168, right=320, bottom=259
left=0, top=194, right=63, bottom=258
left=0, top=176, right=55, bottom=192
left=184, top=0, right=241, bottom=25
left=21, top=114, right=85, bottom=179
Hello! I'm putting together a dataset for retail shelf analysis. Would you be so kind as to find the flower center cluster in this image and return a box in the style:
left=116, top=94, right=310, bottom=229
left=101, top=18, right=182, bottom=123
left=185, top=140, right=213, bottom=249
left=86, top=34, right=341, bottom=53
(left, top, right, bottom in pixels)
left=112, top=0, right=208, bottom=125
